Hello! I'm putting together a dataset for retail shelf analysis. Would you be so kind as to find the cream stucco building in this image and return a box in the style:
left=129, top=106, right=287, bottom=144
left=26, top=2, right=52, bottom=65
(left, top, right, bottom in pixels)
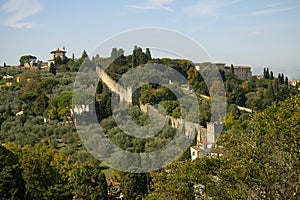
left=48, top=47, right=67, bottom=67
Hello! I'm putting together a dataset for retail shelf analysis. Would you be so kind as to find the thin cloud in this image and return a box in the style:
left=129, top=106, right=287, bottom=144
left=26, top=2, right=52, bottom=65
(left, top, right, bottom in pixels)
left=251, top=21, right=300, bottom=31
left=250, top=7, right=294, bottom=16
left=127, top=0, right=174, bottom=12
left=0, top=0, right=42, bottom=28
left=183, top=1, right=219, bottom=18
left=250, top=2, right=295, bottom=16
left=266, top=2, right=284, bottom=8
left=182, top=0, right=241, bottom=18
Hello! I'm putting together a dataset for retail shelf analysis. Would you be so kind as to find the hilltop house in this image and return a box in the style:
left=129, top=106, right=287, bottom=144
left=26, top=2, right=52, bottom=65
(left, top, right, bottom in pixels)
left=195, top=62, right=252, bottom=81
left=48, top=47, right=67, bottom=67
left=225, top=65, right=252, bottom=81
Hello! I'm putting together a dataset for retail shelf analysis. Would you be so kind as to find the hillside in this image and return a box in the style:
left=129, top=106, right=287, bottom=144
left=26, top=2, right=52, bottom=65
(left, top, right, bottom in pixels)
left=0, top=48, right=299, bottom=199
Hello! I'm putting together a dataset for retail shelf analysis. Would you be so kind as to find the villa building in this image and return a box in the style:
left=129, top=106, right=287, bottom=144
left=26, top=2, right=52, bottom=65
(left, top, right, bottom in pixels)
left=48, top=47, right=67, bottom=67
left=225, top=65, right=252, bottom=81
left=190, top=142, right=224, bottom=160
left=194, top=62, right=252, bottom=81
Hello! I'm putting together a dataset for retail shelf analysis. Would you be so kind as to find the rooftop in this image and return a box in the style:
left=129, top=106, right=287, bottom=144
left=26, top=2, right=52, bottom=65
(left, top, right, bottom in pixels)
left=50, top=48, right=66, bottom=54
left=225, top=65, right=251, bottom=69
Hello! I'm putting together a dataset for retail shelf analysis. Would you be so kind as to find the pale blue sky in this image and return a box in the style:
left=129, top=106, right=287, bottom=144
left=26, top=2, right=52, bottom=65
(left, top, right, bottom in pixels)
left=0, top=0, right=300, bottom=78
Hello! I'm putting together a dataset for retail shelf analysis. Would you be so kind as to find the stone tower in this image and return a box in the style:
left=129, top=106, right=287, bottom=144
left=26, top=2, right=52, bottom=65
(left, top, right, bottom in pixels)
left=206, top=122, right=223, bottom=144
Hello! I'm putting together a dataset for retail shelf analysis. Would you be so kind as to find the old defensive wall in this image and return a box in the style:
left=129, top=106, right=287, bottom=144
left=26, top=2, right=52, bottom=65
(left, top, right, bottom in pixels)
left=96, top=66, right=132, bottom=104
left=94, top=65, right=223, bottom=144
left=139, top=103, right=222, bottom=144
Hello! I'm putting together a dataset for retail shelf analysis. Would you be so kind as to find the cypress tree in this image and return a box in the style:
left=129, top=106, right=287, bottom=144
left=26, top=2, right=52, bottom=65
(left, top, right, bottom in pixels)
left=266, top=68, right=270, bottom=79
left=138, top=52, right=148, bottom=65
left=111, top=48, right=118, bottom=59
left=81, top=50, right=88, bottom=59
left=132, top=49, right=137, bottom=67
left=49, top=63, right=56, bottom=76
left=270, top=71, right=274, bottom=80
left=277, top=73, right=282, bottom=83
left=146, top=48, right=152, bottom=61
left=281, top=73, right=285, bottom=84
left=118, top=48, right=124, bottom=57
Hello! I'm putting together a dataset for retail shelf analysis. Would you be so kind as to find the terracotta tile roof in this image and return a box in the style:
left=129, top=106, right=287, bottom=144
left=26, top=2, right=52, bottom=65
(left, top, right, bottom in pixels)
left=50, top=49, right=66, bottom=54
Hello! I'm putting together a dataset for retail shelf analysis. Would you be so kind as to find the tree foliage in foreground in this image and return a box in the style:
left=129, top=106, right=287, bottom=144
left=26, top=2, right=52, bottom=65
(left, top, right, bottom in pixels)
left=2, top=143, right=108, bottom=200
left=0, top=145, right=25, bottom=199
left=71, top=163, right=108, bottom=200
left=147, top=94, right=300, bottom=199
left=121, top=173, right=148, bottom=200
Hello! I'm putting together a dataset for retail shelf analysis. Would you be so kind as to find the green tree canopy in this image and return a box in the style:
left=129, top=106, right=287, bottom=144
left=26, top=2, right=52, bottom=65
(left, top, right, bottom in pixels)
left=0, top=145, right=25, bottom=199
left=48, top=92, right=72, bottom=120
left=147, top=94, right=300, bottom=199
left=19, top=55, right=37, bottom=66
left=71, top=163, right=108, bottom=200
left=33, top=93, right=49, bottom=116
left=121, top=173, right=148, bottom=200
left=38, top=78, right=59, bottom=93
left=19, top=92, right=39, bottom=104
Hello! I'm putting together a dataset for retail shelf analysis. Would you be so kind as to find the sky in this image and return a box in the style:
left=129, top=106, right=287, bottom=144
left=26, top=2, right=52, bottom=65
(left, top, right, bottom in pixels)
left=0, top=0, right=300, bottom=78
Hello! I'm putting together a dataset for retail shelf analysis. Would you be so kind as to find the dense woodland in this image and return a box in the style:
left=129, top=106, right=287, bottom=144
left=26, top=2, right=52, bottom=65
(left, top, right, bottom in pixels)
left=0, top=47, right=299, bottom=199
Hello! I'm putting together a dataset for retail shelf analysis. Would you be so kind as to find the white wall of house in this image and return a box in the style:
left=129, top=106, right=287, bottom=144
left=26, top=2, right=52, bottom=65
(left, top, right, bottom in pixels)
left=190, top=147, right=199, bottom=161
